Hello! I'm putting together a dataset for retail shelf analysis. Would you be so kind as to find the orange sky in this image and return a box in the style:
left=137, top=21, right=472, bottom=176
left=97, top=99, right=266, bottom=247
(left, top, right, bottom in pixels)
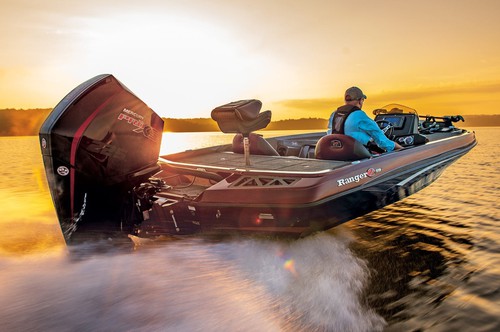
left=1, top=0, right=500, bottom=120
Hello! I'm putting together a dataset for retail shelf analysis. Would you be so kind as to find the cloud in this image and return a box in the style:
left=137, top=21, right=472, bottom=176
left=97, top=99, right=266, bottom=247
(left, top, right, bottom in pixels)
left=274, top=98, right=340, bottom=111
left=271, top=80, right=500, bottom=118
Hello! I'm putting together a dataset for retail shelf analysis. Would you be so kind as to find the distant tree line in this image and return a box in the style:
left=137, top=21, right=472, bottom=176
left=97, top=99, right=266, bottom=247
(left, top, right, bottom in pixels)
left=459, top=114, right=500, bottom=127
left=165, top=115, right=500, bottom=131
left=0, top=108, right=51, bottom=136
left=162, top=117, right=329, bottom=132
left=163, top=118, right=219, bottom=132
left=0, top=109, right=498, bottom=136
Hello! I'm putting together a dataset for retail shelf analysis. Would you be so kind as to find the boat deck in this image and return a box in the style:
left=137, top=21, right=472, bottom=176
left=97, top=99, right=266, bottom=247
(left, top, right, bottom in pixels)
left=162, top=151, right=351, bottom=174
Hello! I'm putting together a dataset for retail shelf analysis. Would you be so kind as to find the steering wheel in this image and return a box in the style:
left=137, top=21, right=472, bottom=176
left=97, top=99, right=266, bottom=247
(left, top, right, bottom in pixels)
left=376, top=120, right=394, bottom=138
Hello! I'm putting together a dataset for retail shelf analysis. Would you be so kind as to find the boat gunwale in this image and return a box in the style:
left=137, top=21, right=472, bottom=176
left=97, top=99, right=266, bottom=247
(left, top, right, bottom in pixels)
left=159, top=130, right=476, bottom=177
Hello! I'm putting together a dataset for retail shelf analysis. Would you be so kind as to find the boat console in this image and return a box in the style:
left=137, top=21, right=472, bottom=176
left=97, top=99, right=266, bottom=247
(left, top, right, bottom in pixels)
left=374, top=113, right=418, bottom=136
left=373, top=106, right=428, bottom=147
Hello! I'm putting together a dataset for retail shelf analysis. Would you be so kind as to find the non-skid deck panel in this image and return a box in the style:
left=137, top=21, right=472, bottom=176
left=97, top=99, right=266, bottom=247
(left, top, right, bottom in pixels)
left=166, top=151, right=350, bottom=173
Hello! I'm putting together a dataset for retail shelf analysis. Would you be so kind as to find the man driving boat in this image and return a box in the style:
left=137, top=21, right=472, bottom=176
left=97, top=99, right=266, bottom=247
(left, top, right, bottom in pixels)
left=327, top=86, right=403, bottom=152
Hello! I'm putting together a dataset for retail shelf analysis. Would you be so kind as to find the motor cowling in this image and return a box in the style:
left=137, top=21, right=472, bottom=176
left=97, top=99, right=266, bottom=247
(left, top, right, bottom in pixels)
left=39, top=74, right=164, bottom=239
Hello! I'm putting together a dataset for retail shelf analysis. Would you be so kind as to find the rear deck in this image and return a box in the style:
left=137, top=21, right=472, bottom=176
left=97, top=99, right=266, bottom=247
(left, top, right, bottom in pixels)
left=161, top=150, right=351, bottom=174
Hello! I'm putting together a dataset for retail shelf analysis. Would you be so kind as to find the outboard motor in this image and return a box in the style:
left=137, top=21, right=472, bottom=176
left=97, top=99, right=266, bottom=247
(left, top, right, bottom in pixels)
left=39, top=74, right=164, bottom=241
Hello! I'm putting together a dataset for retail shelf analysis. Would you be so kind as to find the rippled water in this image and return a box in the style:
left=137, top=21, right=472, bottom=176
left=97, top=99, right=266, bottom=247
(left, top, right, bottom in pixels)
left=0, top=128, right=498, bottom=331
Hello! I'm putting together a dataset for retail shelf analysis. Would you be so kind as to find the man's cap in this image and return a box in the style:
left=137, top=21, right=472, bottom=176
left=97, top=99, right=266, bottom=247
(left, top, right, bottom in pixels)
left=345, top=87, right=367, bottom=101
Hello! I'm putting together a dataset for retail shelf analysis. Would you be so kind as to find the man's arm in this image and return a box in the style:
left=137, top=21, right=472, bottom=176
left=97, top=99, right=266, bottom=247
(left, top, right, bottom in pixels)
left=358, top=115, right=400, bottom=151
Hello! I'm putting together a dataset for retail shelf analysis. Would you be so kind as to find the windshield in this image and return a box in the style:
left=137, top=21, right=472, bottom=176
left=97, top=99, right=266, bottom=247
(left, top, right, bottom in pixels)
left=373, top=104, right=417, bottom=115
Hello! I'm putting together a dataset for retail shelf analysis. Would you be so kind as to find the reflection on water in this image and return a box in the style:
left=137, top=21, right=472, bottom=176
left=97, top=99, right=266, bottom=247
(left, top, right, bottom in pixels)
left=0, top=137, right=65, bottom=256
left=349, top=127, right=500, bottom=331
left=351, top=201, right=475, bottom=329
left=0, top=128, right=499, bottom=331
left=160, top=131, right=232, bottom=155
left=160, top=130, right=317, bottom=155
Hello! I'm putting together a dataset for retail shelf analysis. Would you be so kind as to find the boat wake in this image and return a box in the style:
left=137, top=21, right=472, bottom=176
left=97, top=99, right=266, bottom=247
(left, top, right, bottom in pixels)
left=210, top=228, right=386, bottom=331
left=0, top=228, right=385, bottom=331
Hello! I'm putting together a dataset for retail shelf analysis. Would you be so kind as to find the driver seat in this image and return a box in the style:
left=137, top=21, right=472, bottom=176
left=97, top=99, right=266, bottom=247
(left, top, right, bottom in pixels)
left=315, top=134, right=372, bottom=161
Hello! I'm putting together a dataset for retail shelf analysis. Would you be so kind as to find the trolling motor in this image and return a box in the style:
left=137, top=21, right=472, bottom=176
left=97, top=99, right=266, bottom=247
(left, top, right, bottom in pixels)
left=420, top=115, right=465, bottom=133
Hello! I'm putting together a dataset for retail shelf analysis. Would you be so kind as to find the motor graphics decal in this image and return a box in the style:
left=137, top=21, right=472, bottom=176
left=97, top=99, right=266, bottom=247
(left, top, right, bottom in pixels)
left=337, top=167, right=382, bottom=187
left=118, top=108, right=145, bottom=130
left=117, top=108, right=160, bottom=142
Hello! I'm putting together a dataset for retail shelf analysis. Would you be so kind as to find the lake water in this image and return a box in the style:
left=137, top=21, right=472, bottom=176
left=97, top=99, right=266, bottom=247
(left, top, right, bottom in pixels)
left=0, top=128, right=498, bottom=331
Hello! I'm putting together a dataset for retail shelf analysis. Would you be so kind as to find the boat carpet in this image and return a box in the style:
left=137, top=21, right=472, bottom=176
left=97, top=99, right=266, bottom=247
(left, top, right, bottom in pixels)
left=165, top=151, right=350, bottom=174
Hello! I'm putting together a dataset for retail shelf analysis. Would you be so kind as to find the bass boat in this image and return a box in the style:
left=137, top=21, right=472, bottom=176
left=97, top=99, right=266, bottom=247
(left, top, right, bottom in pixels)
left=39, top=74, right=477, bottom=243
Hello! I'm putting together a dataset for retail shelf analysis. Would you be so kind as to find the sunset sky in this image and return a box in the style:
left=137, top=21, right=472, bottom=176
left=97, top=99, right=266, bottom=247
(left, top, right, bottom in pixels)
left=1, top=0, right=500, bottom=120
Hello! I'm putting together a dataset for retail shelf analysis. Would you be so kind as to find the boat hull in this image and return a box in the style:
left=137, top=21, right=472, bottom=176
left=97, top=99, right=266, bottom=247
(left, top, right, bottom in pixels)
left=136, top=131, right=476, bottom=238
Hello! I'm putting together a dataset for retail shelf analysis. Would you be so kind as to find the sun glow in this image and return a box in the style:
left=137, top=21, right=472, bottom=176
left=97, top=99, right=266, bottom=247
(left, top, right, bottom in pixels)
left=2, top=1, right=500, bottom=118
left=69, top=12, right=274, bottom=118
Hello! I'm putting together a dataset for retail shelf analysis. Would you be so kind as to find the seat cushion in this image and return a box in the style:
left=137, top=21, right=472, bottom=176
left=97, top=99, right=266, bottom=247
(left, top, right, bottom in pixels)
left=211, top=99, right=271, bottom=134
left=232, top=133, right=279, bottom=156
left=315, top=134, right=371, bottom=161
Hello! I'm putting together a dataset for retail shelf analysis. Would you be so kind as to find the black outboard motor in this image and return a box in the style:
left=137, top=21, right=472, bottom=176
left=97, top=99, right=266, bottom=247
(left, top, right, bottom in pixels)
left=39, top=74, right=164, bottom=241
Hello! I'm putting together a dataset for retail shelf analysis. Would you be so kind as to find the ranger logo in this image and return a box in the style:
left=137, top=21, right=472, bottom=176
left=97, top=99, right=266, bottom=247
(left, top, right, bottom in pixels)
left=337, top=168, right=382, bottom=187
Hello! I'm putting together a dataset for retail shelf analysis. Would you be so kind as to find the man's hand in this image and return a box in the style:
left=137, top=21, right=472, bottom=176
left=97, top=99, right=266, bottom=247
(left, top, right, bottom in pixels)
left=394, top=142, right=404, bottom=150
